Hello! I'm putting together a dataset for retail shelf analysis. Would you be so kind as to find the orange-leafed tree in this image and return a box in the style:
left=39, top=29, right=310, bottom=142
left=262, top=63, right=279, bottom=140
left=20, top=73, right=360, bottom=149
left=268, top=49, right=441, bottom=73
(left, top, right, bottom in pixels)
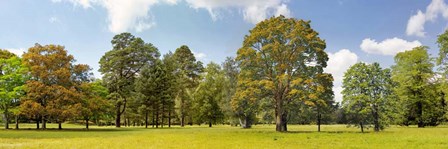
left=20, top=44, right=88, bottom=129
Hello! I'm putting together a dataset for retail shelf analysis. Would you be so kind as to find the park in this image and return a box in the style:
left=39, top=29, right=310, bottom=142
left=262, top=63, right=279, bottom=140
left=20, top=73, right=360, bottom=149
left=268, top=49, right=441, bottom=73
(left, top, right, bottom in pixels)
left=1, top=1, right=448, bottom=148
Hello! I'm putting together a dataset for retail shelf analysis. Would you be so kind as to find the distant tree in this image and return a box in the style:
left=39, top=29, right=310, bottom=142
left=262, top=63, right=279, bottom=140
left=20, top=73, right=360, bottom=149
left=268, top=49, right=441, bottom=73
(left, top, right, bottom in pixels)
left=392, top=47, right=445, bottom=127
left=173, top=45, right=203, bottom=127
left=305, top=73, right=334, bottom=132
left=161, top=52, right=177, bottom=127
left=221, top=57, right=240, bottom=125
left=193, top=63, right=225, bottom=127
left=342, top=62, right=394, bottom=132
left=0, top=56, right=28, bottom=129
left=21, top=44, right=84, bottom=129
left=236, top=15, right=329, bottom=132
left=99, top=33, right=160, bottom=127
left=135, top=60, right=163, bottom=128
left=79, top=80, right=112, bottom=129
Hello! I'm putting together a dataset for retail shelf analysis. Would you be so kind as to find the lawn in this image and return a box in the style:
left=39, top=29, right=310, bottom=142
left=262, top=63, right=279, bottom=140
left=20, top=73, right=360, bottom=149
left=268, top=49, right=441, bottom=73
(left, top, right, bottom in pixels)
left=0, top=124, right=447, bottom=148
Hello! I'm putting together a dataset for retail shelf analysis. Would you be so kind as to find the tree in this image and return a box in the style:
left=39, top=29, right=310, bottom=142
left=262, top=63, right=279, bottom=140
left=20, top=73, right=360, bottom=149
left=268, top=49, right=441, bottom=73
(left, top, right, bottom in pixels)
left=306, top=73, right=334, bottom=132
left=436, top=30, right=448, bottom=121
left=21, top=44, right=84, bottom=129
left=161, top=53, right=177, bottom=127
left=0, top=49, right=16, bottom=60
left=172, top=45, right=203, bottom=127
left=342, top=62, right=394, bottom=132
left=193, top=62, right=225, bottom=127
left=0, top=56, right=28, bottom=129
left=79, top=80, right=111, bottom=129
left=392, top=46, right=445, bottom=127
left=99, top=33, right=160, bottom=127
left=236, top=15, right=329, bottom=132
left=221, top=57, right=240, bottom=125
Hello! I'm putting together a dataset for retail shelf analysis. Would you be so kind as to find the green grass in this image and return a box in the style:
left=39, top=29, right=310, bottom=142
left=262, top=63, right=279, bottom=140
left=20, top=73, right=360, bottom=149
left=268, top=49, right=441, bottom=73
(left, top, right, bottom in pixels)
left=0, top=124, right=447, bottom=148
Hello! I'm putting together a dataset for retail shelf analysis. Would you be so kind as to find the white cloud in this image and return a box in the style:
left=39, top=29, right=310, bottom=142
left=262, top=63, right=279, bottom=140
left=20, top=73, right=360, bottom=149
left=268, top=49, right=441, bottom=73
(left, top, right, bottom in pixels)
left=324, top=49, right=358, bottom=103
left=360, top=37, right=422, bottom=56
left=192, top=51, right=206, bottom=60
left=53, top=0, right=292, bottom=32
left=52, top=0, right=178, bottom=33
left=185, top=0, right=292, bottom=24
left=406, top=10, right=426, bottom=37
left=4, top=48, right=26, bottom=57
left=406, top=0, right=448, bottom=37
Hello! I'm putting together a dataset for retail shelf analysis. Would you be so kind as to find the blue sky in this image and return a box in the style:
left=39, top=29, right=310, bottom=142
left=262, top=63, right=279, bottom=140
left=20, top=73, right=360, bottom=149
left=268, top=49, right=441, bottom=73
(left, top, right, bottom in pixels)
left=0, top=0, right=446, bottom=102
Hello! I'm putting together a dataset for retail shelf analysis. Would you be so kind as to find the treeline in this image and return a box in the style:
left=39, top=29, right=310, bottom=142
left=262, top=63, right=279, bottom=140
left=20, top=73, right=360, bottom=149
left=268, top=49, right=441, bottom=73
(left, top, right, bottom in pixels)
left=1, top=16, right=448, bottom=132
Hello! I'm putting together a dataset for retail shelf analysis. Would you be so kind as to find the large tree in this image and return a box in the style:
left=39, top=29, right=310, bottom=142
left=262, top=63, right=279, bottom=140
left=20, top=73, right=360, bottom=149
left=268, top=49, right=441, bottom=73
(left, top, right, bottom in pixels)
left=342, top=62, right=394, bottom=132
left=99, top=33, right=159, bottom=127
left=392, top=46, right=444, bottom=127
left=236, top=15, right=329, bottom=132
left=0, top=55, right=28, bottom=129
left=172, top=45, right=203, bottom=127
left=21, top=44, right=86, bottom=129
left=192, top=62, right=225, bottom=127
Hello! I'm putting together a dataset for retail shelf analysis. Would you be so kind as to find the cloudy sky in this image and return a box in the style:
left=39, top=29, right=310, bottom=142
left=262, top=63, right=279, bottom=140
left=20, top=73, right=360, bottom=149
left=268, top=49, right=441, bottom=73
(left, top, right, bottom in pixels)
left=0, top=0, right=445, bottom=102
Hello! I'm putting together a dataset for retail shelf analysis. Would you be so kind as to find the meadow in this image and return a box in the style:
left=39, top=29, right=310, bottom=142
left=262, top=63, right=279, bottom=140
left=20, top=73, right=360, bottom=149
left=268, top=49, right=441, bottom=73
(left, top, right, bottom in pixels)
left=0, top=124, right=447, bottom=149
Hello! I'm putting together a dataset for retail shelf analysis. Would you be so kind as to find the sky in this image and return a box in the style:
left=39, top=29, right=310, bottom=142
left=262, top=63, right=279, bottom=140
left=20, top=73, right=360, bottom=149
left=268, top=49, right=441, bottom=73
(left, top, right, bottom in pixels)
left=0, top=0, right=446, bottom=102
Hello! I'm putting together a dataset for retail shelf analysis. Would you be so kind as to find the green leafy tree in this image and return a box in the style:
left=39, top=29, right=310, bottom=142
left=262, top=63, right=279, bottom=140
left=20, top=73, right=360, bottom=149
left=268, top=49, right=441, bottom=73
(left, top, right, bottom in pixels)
left=192, top=62, right=225, bottom=127
left=99, top=33, right=160, bottom=127
left=342, top=62, right=394, bottom=132
left=79, top=80, right=112, bottom=129
left=173, top=45, right=203, bottom=127
left=392, top=46, right=445, bottom=127
left=236, top=15, right=329, bottom=132
left=221, top=57, right=240, bottom=125
left=0, top=56, right=29, bottom=129
left=436, top=30, right=448, bottom=120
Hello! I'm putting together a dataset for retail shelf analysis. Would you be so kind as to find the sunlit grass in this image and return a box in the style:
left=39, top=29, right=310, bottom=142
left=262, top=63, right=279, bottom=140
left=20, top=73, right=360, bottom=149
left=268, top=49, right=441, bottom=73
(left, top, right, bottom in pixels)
left=0, top=124, right=447, bottom=148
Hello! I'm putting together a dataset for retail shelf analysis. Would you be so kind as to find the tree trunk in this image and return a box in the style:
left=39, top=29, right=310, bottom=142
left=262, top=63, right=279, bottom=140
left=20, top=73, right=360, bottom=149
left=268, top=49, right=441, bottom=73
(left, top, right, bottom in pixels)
left=168, top=110, right=171, bottom=128
left=181, top=115, right=185, bottom=127
left=208, top=118, right=212, bottom=128
left=58, top=122, right=62, bottom=130
left=317, top=112, right=321, bottom=132
left=115, top=101, right=126, bottom=128
left=156, top=111, right=159, bottom=128
left=373, top=106, right=380, bottom=132
left=86, top=119, right=89, bottom=129
left=417, top=101, right=424, bottom=128
left=42, top=117, right=46, bottom=129
left=15, top=115, right=19, bottom=129
left=275, top=98, right=287, bottom=132
left=36, top=118, right=40, bottom=129
left=161, top=105, right=164, bottom=128
left=145, top=110, right=148, bottom=128
left=4, top=111, right=9, bottom=129
left=152, top=111, right=155, bottom=128
left=360, top=122, right=364, bottom=133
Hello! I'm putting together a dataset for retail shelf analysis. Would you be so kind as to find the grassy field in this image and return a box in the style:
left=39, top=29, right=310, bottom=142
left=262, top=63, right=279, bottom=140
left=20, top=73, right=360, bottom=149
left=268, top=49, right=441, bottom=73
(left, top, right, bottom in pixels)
left=0, top=124, right=447, bottom=149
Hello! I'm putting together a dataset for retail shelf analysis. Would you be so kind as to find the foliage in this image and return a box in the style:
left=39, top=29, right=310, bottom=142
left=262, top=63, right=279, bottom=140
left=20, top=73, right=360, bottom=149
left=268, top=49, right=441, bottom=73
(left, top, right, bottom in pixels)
left=192, top=62, right=225, bottom=127
left=392, top=46, right=445, bottom=127
left=21, top=44, right=88, bottom=129
left=172, top=45, right=204, bottom=126
left=0, top=56, right=28, bottom=129
left=99, top=33, right=160, bottom=127
left=235, top=15, right=329, bottom=131
left=342, top=62, right=395, bottom=132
